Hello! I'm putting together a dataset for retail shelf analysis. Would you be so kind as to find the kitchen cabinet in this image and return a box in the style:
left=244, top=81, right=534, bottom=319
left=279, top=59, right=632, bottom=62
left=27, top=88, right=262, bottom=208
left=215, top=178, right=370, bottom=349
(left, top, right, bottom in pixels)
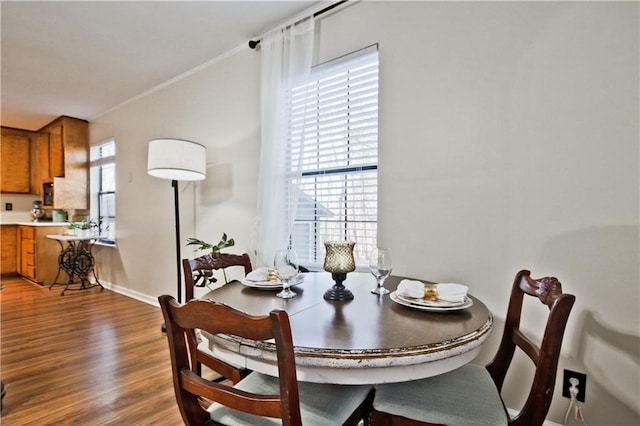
left=1, top=116, right=88, bottom=208
left=38, top=125, right=65, bottom=183
left=0, top=128, right=34, bottom=193
left=1, top=225, right=18, bottom=275
left=39, top=116, right=89, bottom=210
left=18, top=224, right=67, bottom=284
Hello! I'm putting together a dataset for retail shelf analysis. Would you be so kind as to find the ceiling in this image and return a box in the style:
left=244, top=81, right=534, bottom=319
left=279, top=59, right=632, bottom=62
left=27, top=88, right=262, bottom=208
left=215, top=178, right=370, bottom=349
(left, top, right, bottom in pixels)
left=1, top=1, right=320, bottom=131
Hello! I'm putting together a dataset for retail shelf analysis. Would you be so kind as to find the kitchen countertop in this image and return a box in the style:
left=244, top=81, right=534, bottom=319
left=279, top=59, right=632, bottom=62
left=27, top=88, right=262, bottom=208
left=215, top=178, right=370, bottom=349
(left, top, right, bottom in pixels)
left=1, top=221, right=69, bottom=226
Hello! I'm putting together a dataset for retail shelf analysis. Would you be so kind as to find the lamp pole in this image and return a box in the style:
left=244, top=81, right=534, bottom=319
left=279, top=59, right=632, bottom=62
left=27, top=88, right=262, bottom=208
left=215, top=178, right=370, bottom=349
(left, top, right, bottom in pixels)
left=172, top=179, right=182, bottom=303
left=147, top=138, right=207, bottom=332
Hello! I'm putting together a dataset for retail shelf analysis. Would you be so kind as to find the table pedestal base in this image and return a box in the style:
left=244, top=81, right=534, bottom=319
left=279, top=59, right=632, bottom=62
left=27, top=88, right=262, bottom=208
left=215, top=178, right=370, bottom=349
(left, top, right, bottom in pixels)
left=49, top=238, right=104, bottom=296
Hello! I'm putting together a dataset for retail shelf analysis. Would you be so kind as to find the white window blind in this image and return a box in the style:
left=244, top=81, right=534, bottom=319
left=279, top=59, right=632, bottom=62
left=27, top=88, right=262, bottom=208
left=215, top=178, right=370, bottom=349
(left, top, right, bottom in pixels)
left=288, top=45, right=379, bottom=266
left=90, top=139, right=116, bottom=244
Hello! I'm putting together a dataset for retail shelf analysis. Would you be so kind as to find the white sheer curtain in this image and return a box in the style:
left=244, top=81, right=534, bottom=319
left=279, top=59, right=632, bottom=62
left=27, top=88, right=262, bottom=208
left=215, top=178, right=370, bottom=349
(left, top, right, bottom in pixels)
left=254, top=18, right=315, bottom=266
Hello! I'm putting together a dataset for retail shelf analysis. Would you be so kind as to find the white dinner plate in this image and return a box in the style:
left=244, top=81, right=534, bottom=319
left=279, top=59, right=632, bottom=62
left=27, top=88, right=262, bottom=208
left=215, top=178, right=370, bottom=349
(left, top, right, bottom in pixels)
left=395, top=292, right=468, bottom=308
left=240, top=274, right=305, bottom=290
left=390, top=291, right=473, bottom=312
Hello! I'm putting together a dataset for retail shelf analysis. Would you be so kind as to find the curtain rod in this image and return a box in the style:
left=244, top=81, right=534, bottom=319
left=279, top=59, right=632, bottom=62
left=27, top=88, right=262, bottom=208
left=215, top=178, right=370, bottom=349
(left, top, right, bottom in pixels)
left=248, top=0, right=348, bottom=49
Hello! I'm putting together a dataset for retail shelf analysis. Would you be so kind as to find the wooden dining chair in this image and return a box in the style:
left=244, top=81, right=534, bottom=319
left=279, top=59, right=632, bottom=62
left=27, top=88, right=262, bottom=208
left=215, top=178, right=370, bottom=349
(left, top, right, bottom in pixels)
left=183, top=251, right=252, bottom=302
left=182, top=252, right=253, bottom=381
left=159, top=295, right=374, bottom=426
left=369, top=269, right=576, bottom=426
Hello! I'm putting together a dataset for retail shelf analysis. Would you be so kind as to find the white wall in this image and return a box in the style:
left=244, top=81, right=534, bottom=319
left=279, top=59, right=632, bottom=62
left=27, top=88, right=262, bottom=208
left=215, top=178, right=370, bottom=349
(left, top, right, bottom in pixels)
left=90, top=48, right=261, bottom=299
left=90, top=2, right=639, bottom=424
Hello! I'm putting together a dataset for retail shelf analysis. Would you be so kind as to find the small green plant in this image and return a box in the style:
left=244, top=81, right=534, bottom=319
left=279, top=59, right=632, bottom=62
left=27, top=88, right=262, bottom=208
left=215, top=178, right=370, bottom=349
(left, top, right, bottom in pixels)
left=66, top=222, right=78, bottom=235
left=186, top=233, right=235, bottom=253
left=186, top=233, right=235, bottom=287
left=76, top=218, right=100, bottom=230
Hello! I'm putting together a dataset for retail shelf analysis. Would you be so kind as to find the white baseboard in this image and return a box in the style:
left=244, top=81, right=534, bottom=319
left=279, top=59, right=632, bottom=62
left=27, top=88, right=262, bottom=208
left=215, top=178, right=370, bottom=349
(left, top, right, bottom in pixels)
left=507, top=408, right=562, bottom=426
left=99, top=280, right=159, bottom=307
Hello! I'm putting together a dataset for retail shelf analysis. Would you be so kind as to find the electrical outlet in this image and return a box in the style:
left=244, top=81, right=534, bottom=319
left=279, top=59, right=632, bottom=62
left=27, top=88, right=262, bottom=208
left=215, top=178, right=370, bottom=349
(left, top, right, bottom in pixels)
left=562, top=369, right=587, bottom=402
left=5, top=203, right=12, bottom=211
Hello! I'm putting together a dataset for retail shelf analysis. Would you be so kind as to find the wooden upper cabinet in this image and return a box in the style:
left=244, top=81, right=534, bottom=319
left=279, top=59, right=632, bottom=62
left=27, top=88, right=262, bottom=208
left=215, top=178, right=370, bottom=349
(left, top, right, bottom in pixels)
left=38, top=131, right=51, bottom=182
left=0, top=130, right=31, bottom=193
left=48, top=123, right=65, bottom=178
left=2, top=117, right=88, bottom=208
left=44, top=117, right=88, bottom=210
left=39, top=124, right=65, bottom=183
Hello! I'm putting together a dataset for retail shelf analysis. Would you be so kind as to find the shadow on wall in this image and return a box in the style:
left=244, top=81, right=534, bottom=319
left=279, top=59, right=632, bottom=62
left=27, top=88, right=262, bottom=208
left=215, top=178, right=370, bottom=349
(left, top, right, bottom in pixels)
left=200, top=163, right=233, bottom=206
left=573, top=310, right=640, bottom=423
left=538, top=225, right=640, bottom=424
left=93, top=245, right=127, bottom=292
left=538, top=225, right=638, bottom=288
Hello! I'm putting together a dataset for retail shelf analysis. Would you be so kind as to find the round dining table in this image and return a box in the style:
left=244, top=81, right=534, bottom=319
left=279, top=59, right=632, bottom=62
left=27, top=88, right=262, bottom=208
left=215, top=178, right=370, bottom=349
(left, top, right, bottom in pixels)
left=198, top=272, right=493, bottom=385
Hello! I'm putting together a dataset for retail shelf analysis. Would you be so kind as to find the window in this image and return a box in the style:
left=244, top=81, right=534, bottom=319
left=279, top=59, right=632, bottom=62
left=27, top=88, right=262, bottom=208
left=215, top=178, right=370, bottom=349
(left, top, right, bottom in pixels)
left=90, top=139, right=116, bottom=244
left=288, top=45, right=379, bottom=266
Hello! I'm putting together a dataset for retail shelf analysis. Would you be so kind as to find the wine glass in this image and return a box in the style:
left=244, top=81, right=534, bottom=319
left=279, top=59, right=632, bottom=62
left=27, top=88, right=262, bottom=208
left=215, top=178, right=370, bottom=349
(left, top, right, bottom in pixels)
left=369, top=247, right=392, bottom=295
left=274, top=249, right=299, bottom=299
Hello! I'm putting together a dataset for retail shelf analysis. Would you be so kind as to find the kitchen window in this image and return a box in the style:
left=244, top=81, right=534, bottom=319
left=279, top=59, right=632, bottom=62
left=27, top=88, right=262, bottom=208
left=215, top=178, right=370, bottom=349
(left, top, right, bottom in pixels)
left=90, top=139, right=116, bottom=244
left=288, top=45, right=379, bottom=266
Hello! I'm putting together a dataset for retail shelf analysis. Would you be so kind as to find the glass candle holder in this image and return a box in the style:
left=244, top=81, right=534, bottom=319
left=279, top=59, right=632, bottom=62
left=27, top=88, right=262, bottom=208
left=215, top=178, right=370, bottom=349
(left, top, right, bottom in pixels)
left=323, top=241, right=356, bottom=301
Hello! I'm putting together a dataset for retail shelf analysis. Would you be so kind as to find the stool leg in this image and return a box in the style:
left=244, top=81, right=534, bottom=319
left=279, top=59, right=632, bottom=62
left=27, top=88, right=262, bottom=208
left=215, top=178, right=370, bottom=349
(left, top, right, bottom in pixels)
left=1, top=381, right=7, bottom=411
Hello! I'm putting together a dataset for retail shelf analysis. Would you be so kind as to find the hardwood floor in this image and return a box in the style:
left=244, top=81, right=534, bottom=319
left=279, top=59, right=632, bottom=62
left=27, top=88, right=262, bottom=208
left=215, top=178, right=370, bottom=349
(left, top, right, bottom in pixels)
left=0, top=276, right=184, bottom=425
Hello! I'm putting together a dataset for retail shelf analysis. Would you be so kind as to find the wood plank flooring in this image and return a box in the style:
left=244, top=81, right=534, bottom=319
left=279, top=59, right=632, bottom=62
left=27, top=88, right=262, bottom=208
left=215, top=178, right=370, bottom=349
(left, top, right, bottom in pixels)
left=0, top=276, right=184, bottom=425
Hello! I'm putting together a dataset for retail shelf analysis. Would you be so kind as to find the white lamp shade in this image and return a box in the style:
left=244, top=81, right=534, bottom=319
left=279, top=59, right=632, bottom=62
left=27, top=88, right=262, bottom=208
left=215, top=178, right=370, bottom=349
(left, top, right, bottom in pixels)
left=147, top=138, right=207, bottom=181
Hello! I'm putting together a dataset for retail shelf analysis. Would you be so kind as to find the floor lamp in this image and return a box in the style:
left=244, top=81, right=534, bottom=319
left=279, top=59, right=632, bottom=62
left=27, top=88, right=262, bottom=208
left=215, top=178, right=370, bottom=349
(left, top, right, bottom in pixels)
left=147, top=138, right=206, bottom=331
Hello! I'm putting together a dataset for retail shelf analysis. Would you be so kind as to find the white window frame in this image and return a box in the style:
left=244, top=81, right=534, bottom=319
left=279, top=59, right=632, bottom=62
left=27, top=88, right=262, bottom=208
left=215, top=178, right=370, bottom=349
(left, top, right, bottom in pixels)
left=287, top=45, right=379, bottom=267
left=90, top=138, right=116, bottom=245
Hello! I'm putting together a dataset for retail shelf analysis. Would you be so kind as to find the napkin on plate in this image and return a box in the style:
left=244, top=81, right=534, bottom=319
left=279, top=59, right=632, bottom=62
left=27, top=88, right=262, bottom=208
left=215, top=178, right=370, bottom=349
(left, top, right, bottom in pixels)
left=396, top=280, right=425, bottom=298
left=245, top=267, right=271, bottom=282
left=397, top=280, right=468, bottom=302
left=436, top=283, right=468, bottom=303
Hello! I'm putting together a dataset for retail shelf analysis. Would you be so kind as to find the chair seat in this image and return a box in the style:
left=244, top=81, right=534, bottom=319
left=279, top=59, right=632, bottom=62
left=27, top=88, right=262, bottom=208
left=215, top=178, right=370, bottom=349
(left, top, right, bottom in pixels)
left=209, top=372, right=373, bottom=426
left=373, top=364, right=509, bottom=426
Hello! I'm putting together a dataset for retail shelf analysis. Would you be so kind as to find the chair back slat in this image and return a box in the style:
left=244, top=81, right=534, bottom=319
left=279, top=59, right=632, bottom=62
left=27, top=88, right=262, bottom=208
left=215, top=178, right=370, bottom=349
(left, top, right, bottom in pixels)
left=181, top=370, right=283, bottom=418
left=519, top=274, right=564, bottom=309
left=187, top=252, right=252, bottom=274
left=183, top=252, right=252, bottom=302
left=512, top=329, right=540, bottom=365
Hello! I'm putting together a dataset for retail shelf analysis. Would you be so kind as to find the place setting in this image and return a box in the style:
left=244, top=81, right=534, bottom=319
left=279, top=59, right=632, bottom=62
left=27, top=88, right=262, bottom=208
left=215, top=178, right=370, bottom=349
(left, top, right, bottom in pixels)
left=390, top=279, right=473, bottom=312
left=239, top=249, right=304, bottom=297
left=365, top=247, right=472, bottom=311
